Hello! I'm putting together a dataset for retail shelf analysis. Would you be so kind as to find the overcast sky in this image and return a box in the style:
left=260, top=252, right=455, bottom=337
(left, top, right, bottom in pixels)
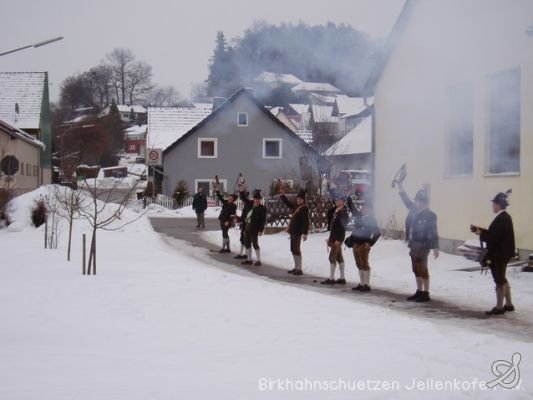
left=0, top=0, right=405, bottom=102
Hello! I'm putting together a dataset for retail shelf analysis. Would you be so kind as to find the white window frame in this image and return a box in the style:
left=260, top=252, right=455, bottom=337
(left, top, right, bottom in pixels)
left=263, top=138, right=282, bottom=159
left=237, top=112, right=248, bottom=127
left=197, top=138, right=218, bottom=159
left=195, top=178, right=228, bottom=197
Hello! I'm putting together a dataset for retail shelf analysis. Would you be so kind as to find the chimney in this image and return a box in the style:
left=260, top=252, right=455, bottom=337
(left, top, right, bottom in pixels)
left=212, top=97, right=226, bottom=110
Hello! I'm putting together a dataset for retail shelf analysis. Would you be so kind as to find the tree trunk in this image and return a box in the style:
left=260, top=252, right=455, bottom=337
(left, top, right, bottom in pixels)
left=67, top=215, right=73, bottom=261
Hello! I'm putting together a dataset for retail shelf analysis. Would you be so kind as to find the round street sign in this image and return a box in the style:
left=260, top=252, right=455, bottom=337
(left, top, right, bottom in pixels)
left=1, top=155, right=19, bottom=176
left=149, top=150, right=159, bottom=161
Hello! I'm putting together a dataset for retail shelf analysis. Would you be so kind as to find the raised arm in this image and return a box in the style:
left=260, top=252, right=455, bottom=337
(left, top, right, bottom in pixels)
left=280, top=194, right=294, bottom=209
left=215, top=190, right=225, bottom=204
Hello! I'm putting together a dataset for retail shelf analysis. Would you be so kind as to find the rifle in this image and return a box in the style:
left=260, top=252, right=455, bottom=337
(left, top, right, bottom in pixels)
left=391, top=164, right=407, bottom=189
left=234, top=172, right=245, bottom=192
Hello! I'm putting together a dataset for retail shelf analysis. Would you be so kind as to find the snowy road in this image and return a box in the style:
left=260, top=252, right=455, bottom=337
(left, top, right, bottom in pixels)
left=149, top=216, right=533, bottom=343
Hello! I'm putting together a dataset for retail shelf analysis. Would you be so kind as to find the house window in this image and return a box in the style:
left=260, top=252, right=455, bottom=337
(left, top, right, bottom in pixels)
left=198, top=138, right=218, bottom=158
left=26, top=164, right=30, bottom=175
left=263, top=139, right=282, bottom=159
left=237, top=112, right=248, bottom=126
left=487, top=68, right=520, bottom=174
left=20, top=162, right=24, bottom=175
left=446, top=83, right=473, bottom=176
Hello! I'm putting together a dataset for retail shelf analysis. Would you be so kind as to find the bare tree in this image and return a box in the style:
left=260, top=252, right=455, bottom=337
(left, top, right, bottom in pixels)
left=127, top=60, right=153, bottom=105
left=54, top=185, right=82, bottom=261
left=77, top=177, right=145, bottom=275
left=106, top=48, right=135, bottom=105
left=147, top=85, right=182, bottom=107
left=87, top=64, right=113, bottom=109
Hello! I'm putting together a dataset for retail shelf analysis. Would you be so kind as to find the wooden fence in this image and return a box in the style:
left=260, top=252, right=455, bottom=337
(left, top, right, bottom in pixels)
left=144, top=193, right=333, bottom=230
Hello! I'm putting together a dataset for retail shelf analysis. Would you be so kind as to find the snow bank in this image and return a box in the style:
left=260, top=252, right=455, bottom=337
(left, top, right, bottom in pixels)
left=1, top=187, right=532, bottom=399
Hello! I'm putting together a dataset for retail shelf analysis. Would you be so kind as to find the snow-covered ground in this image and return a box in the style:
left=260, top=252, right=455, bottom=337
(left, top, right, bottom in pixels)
left=1, top=187, right=532, bottom=399
left=202, top=229, right=533, bottom=319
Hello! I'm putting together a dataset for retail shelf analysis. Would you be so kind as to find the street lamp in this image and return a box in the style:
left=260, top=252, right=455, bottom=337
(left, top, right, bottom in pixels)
left=0, top=36, right=63, bottom=57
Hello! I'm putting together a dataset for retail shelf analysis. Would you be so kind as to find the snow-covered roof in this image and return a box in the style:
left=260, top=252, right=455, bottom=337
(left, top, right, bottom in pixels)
left=0, top=118, right=45, bottom=149
left=192, top=103, right=213, bottom=111
left=287, top=104, right=310, bottom=116
left=292, top=81, right=341, bottom=94
left=147, top=107, right=212, bottom=150
left=310, top=93, right=337, bottom=105
left=310, top=105, right=338, bottom=123
left=335, top=95, right=367, bottom=116
left=269, top=106, right=282, bottom=116
left=254, top=71, right=303, bottom=86
left=324, top=115, right=372, bottom=156
left=295, top=130, right=313, bottom=144
left=125, top=124, right=147, bottom=137
left=0, top=72, right=46, bottom=130
left=116, top=105, right=147, bottom=113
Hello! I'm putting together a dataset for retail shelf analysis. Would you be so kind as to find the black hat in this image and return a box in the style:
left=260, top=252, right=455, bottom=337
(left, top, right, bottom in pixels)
left=491, top=192, right=509, bottom=208
left=334, top=193, right=346, bottom=202
left=229, top=193, right=238, bottom=200
left=296, top=189, right=306, bottom=199
left=253, top=190, right=262, bottom=200
left=414, top=189, right=428, bottom=204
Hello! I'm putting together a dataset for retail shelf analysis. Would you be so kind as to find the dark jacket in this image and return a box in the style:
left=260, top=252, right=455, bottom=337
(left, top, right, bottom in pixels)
left=328, top=206, right=349, bottom=243
left=192, top=192, right=208, bottom=214
left=399, top=191, right=417, bottom=242
left=409, top=208, right=439, bottom=250
left=480, top=211, right=515, bottom=260
left=243, top=204, right=267, bottom=234
left=239, top=190, right=254, bottom=229
left=347, top=198, right=381, bottom=246
left=281, top=195, right=310, bottom=236
left=216, top=191, right=237, bottom=223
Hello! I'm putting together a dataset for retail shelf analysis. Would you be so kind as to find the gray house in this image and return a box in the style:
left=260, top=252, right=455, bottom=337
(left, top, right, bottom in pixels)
left=162, top=88, right=322, bottom=196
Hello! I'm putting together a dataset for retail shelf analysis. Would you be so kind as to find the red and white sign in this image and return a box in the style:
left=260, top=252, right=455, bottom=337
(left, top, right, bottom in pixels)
left=147, top=149, right=162, bottom=166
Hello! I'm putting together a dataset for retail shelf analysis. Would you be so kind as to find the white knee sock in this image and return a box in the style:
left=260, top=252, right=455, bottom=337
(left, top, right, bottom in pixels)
left=423, top=277, right=430, bottom=292
left=339, top=263, right=345, bottom=280
left=364, top=270, right=371, bottom=286
left=358, top=270, right=365, bottom=285
left=246, top=248, right=252, bottom=260
left=255, top=248, right=261, bottom=262
left=329, top=264, right=336, bottom=280
left=505, top=283, right=512, bottom=306
left=293, top=255, right=302, bottom=270
left=416, top=277, right=423, bottom=291
left=239, top=244, right=245, bottom=256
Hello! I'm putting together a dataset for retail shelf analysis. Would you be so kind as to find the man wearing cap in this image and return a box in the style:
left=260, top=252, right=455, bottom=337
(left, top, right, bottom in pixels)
left=396, top=182, right=439, bottom=302
left=347, top=196, right=381, bottom=292
left=472, top=192, right=516, bottom=316
left=322, top=194, right=350, bottom=285
left=241, top=190, right=267, bottom=266
left=280, top=188, right=310, bottom=276
left=235, top=184, right=253, bottom=260
left=215, top=185, right=238, bottom=253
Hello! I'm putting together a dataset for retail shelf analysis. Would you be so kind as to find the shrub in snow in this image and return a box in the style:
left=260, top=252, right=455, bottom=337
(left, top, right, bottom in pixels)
left=172, top=180, right=189, bottom=207
left=31, top=197, right=48, bottom=227
left=0, top=188, right=13, bottom=227
left=144, top=181, right=154, bottom=198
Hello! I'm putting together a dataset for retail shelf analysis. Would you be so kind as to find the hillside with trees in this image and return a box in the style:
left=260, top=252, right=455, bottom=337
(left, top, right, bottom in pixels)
left=206, top=21, right=380, bottom=103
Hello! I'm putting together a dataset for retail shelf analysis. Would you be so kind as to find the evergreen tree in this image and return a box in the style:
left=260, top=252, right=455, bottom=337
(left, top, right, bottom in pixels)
left=207, top=32, right=241, bottom=97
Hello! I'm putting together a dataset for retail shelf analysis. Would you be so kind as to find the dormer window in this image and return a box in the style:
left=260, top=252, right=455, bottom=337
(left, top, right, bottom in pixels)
left=237, top=112, right=248, bottom=126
